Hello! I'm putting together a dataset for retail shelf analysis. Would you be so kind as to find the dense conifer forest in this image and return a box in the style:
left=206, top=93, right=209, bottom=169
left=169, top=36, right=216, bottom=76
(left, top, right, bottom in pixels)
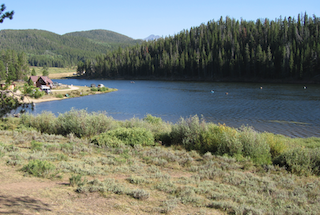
left=0, top=29, right=142, bottom=68
left=78, top=13, right=320, bottom=82
left=0, top=49, right=29, bottom=81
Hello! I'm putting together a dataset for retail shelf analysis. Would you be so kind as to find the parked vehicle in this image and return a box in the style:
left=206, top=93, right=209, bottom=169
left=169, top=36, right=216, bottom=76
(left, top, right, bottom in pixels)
left=43, top=88, right=51, bottom=94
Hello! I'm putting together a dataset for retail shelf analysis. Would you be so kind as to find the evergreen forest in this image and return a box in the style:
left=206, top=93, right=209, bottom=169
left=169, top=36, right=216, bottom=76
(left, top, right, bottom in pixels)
left=78, top=13, right=320, bottom=82
left=0, top=49, right=29, bottom=82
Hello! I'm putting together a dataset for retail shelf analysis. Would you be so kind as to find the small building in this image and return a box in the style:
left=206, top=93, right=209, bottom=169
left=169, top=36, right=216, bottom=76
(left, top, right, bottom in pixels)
left=29, top=76, right=53, bottom=89
left=0, top=83, right=16, bottom=90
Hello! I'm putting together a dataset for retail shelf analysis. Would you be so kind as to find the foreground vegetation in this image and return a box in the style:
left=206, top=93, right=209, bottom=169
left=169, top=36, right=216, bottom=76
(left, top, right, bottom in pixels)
left=0, top=111, right=319, bottom=214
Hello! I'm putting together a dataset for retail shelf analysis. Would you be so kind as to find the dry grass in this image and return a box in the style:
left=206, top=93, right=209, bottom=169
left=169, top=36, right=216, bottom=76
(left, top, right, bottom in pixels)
left=49, top=72, right=76, bottom=79
left=1, top=127, right=320, bottom=215
left=0, top=130, right=224, bottom=215
left=31, top=66, right=77, bottom=79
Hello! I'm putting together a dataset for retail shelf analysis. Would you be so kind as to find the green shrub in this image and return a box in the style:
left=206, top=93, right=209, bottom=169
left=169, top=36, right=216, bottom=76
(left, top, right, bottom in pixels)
left=143, top=114, right=163, bottom=124
left=273, top=148, right=320, bottom=176
left=30, top=112, right=57, bottom=134
left=30, top=141, right=44, bottom=151
left=0, top=117, right=20, bottom=130
left=202, top=124, right=242, bottom=157
left=293, top=137, right=320, bottom=149
left=21, top=159, right=57, bottom=178
left=262, top=132, right=289, bottom=158
left=91, top=133, right=124, bottom=148
left=21, top=109, right=116, bottom=137
left=122, top=116, right=171, bottom=145
left=98, top=87, right=108, bottom=92
left=91, top=87, right=98, bottom=91
left=105, top=127, right=154, bottom=146
left=56, top=94, right=64, bottom=98
left=55, top=109, right=116, bottom=137
left=239, top=126, right=272, bottom=165
left=32, top=89, right=45, bottom=99
left=170, top=115, right=206, bottom=150
left=69, top=174, right=87, bottom=187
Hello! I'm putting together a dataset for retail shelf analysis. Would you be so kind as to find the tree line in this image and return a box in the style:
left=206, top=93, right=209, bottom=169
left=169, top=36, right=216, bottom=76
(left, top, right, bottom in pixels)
left=78, top=13, right=320, bottom=82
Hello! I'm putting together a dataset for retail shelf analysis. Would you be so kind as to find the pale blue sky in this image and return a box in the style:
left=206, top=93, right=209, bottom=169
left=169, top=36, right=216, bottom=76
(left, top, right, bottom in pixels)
left=1, top=0, right=319, bottom=39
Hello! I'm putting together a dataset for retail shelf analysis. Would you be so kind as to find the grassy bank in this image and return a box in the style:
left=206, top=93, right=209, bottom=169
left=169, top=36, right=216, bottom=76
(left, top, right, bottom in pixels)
left=0, top=111, right=320, bottom=214
left=31, top=66, right=77, bottom=79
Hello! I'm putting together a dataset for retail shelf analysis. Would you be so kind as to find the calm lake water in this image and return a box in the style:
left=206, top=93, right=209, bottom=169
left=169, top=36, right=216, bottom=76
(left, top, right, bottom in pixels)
left=31, top=79, right=320, bottom=138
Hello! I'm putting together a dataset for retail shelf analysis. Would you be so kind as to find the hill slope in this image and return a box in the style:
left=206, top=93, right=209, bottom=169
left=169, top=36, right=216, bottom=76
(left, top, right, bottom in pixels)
left=64, top=29, right=142, bottom=45
left=0, top=29, right=142, bottom=67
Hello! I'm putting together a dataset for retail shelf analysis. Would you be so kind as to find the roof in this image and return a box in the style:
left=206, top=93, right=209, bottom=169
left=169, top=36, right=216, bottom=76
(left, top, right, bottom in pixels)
left=29, top=76, right=53, bottom=84
left=29, top=76, right=39, bottom=82
left=39, top=76, right=53, bottom=84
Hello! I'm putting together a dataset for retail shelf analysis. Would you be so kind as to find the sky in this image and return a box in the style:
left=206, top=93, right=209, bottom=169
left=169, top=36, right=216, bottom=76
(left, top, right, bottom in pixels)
left=1, top=0, right=319, bottom=39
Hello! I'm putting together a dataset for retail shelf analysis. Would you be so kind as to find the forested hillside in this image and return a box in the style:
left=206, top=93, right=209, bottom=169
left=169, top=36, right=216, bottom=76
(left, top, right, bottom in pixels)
left=65, top=30, right=142, bottom=46
left=0, top=29, right=142, bottom=68
left=78, top=13, right=320, bottom=82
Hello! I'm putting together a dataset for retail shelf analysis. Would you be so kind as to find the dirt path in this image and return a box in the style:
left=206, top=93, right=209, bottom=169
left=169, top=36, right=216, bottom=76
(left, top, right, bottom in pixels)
left=51, top=85, right=79, bottom=92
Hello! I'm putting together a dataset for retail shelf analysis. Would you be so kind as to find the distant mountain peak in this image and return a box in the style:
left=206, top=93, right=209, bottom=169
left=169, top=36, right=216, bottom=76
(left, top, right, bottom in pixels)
left=144, top=34, right=161, bottom=41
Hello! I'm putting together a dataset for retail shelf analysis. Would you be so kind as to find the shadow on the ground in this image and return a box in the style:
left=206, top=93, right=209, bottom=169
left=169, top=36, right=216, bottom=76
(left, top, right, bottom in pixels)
left=0, top=194, right=51, bottom=214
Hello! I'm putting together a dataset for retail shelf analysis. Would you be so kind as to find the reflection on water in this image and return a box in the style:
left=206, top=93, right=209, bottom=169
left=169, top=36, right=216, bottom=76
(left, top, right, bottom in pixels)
left=31, top=79, right=320, bottom=138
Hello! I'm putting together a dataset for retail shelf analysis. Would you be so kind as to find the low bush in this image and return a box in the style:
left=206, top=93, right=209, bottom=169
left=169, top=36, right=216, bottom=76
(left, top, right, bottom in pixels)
left=22, top=112, right=57, bottom=134
left=0, top=117, right=20, bottom=130
left=239, top=126, right=272, bottom=165
left=262, top=132, right=289, bottom=158
left=105, top=127, right=154, bottom=146
left=98, top=87, right=108, bottom=92
left=273, top=147, right=320, bottom=176
left=55, top=94, right=64, bottom=98
left=30, top=141, right=44, bottom=151
left=131, top=189, right=150, bottom=200
left=170, top=115, right=206, bottom=150
left=143, top=114, right=163, bottom=124
left=32, top=88, right=45, bottom=99
left=21, top=159, right=57, bottom=178
left=91, top=133, right=124, bottom=148
left=200, top=123, right=242, bottom=157
left=55, top=109, right=116, bottom=137
left=69, top=174, right=87, bottom=187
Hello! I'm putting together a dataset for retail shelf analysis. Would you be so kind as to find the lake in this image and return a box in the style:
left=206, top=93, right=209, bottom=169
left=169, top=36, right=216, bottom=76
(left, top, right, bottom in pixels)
left=31, top=79, right=320, bottom=138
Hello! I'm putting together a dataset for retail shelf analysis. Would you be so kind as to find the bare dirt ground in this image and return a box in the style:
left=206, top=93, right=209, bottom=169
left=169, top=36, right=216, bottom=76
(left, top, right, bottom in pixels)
left=0, top=164, right=139, bottom=214
left=0, top=165, right=221, bottom=215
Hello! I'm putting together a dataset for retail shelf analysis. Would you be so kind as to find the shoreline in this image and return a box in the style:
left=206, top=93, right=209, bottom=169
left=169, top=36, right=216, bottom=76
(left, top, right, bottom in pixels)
left=71, top=75, right=320, bottom=85
left=23, top=86, right=117, bottom=104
